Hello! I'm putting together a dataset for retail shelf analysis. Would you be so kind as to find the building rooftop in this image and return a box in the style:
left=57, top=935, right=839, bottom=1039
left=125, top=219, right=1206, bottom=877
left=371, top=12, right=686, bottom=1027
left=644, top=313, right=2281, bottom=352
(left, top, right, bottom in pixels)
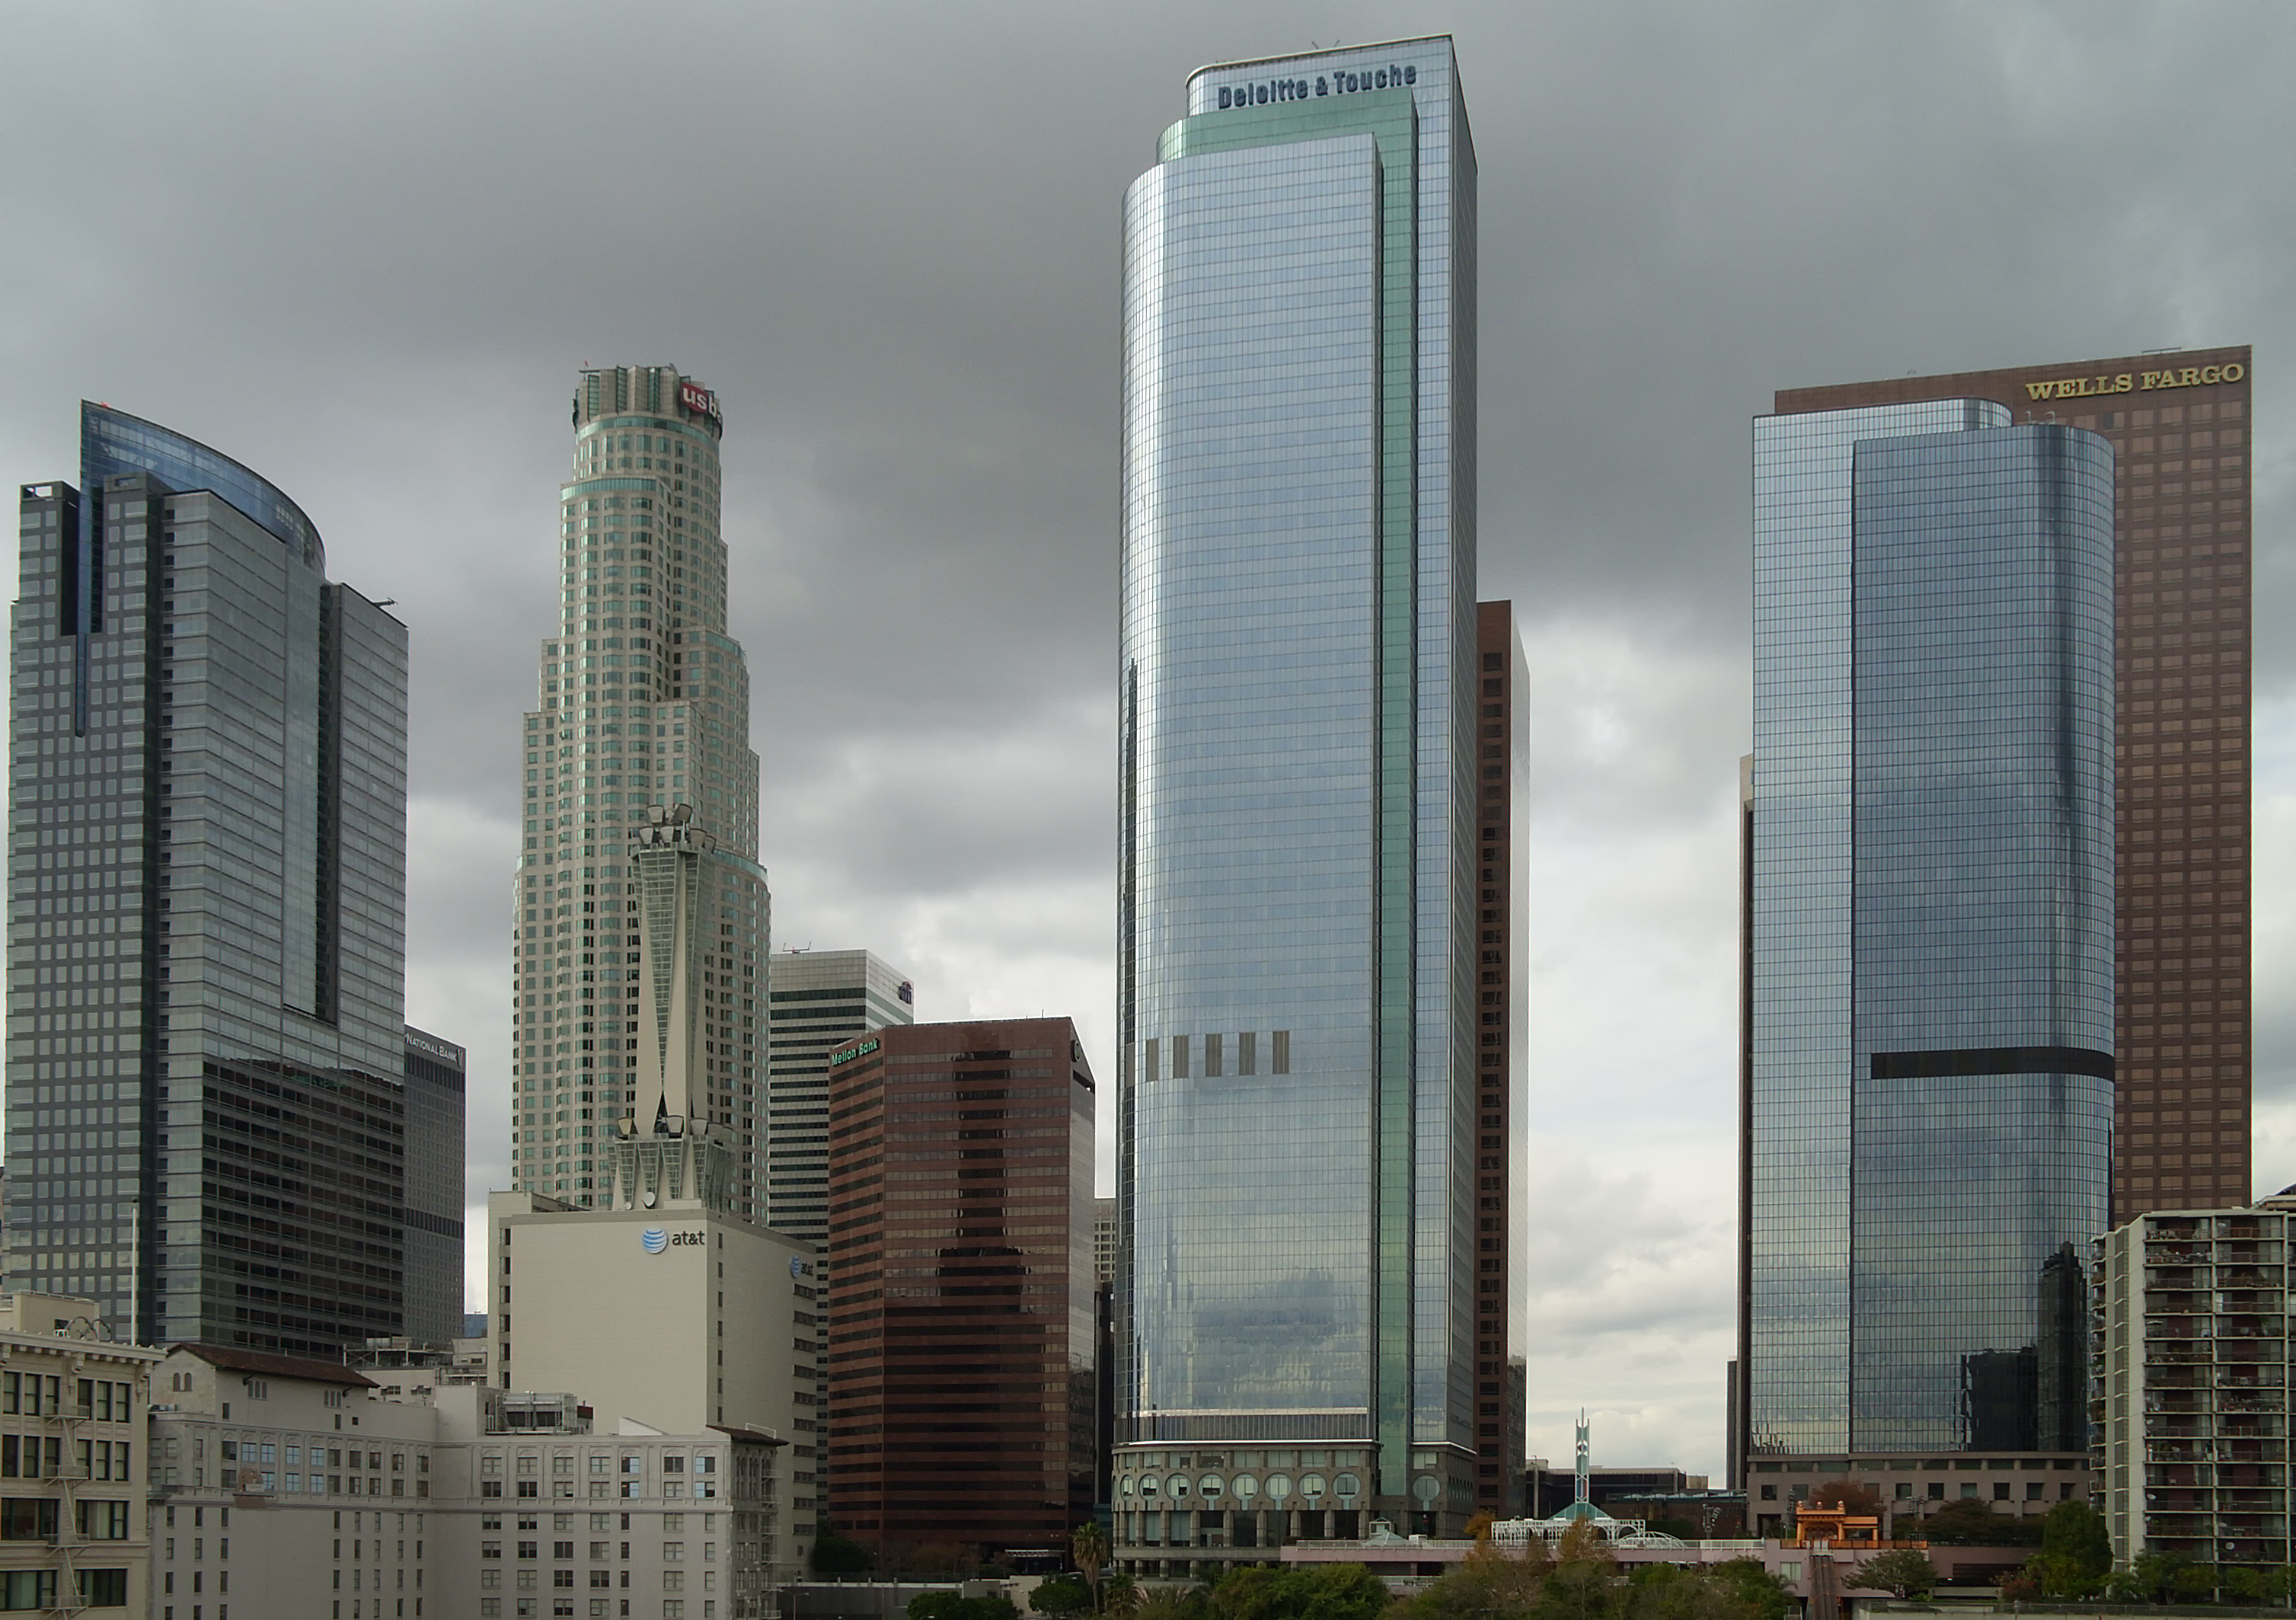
left=173, top=1343, right=378, bottom=1388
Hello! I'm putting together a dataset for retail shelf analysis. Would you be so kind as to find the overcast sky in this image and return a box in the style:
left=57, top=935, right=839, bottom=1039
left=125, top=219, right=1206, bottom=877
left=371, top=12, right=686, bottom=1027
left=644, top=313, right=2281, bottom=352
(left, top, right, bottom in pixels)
left=5, top=1, right=2293, bottom=1481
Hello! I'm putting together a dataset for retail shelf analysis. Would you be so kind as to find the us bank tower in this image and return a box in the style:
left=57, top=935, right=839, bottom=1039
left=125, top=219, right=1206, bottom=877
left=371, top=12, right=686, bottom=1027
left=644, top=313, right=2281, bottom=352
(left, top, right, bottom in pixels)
left=1115, top=37, right=1486, bottom=1567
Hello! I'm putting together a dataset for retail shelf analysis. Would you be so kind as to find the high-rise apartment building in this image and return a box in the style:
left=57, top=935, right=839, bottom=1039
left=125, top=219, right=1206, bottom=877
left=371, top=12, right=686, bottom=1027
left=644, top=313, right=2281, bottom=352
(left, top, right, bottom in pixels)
left=1773, top=350, right=2253, bottom=1220
left=1737, top=405, right=2116, bottom=1470
left=763, top=948, right=914, bottom=1245
left=510, top=367, right=771, bottom=1219
left=1473, top=602, right=1528, bottom=1513
left=1116, top=37, right=1483, bottom=1558
left=10, top=404, right=422, bottom=1356
left=822, top=1018, right=1097, bottom=1560
left=403, top=1026, right=469, bottom=1347
left=2093, top=1190, right=2296, bottom=1566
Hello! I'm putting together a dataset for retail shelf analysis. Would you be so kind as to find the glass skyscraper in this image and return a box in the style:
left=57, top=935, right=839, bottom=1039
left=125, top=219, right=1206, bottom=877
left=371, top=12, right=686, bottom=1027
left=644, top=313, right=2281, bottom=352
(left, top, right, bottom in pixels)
left=509, top=367, right=769, bottom=1219
left=1742, top=407, right=2116, bottom=1466
left=1115, top=37, right=1480, bottom=1561
left=10, top=404, right=434, bottom=1353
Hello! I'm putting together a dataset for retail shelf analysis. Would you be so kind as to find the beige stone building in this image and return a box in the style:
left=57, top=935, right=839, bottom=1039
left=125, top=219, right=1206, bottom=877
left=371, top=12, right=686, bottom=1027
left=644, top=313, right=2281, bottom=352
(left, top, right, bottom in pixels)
left=149, top=1338, right=802, bottom=1619
left=487, top=1190, right=820, bottom=1532
left=0, top=1292, right=160, bottom=1616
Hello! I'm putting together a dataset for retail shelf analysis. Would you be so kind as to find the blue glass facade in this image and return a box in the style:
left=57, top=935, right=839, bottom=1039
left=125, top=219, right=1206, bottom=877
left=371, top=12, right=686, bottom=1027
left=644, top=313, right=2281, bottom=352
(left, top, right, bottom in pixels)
left=1748, top=411, right=2114, bottom=1456
left=1117, top=37, right=1479, bottom=1539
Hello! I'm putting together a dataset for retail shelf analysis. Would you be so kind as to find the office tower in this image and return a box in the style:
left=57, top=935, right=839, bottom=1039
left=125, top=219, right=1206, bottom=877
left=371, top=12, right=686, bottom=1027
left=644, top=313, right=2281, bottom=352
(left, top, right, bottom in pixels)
left=762, top=949, right=914, bottom=1245
left=822, top=1019, right=1096, bottom=1560
left=1738, top=404, right=2116, bottom=1489
left=403, top=1026, right=469, bottom=1347
left=2093, top=1190, right=2296, bottom=1566
left=11, top=404, right=417, bottom=1355
left=1473, top=602, right=1528, bottom=1513
left=1116, top=37, right=1480, bottom=1558
left=1774, top=351, right=2253, bottom=1220
left=511, top=367, right=770, bottom=1218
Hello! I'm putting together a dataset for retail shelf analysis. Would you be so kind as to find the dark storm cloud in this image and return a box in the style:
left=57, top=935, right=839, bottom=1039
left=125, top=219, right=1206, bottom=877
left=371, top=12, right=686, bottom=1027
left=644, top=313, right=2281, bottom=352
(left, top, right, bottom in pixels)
left=3, top=0, right=2292, bottom=1471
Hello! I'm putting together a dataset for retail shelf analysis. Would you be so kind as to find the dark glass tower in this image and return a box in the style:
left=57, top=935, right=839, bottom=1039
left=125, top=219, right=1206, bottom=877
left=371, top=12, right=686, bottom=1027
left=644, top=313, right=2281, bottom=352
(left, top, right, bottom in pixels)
left=8, top=404, right=420, bottom=1353
left=1742, top=408, right=2114, bottom=1461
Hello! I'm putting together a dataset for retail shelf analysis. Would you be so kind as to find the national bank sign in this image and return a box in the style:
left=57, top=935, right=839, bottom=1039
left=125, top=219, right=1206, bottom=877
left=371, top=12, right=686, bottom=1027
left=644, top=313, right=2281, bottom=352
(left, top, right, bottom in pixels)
left=1216, top=61, right=1418, bottom=110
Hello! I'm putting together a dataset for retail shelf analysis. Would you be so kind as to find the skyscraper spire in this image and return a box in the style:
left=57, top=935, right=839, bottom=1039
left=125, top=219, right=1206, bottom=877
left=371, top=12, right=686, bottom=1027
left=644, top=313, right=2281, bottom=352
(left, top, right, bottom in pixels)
left=509, top=367, right=770, bottom=1218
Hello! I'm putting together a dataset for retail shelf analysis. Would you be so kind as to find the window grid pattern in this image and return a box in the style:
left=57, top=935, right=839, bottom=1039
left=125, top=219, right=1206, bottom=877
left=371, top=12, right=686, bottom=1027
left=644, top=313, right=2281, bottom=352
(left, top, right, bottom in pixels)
left=1118, top=37, right=1480, bottom=1528
left=1846, top=427, right=2116, bottom=1451
left=1747, top=399, right=2007, bottom=1453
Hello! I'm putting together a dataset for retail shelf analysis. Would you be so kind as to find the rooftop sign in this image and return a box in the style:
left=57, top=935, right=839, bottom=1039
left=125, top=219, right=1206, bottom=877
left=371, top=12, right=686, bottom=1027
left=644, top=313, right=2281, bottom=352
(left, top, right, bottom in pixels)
left=1218, top=62, right=1415, bottom=110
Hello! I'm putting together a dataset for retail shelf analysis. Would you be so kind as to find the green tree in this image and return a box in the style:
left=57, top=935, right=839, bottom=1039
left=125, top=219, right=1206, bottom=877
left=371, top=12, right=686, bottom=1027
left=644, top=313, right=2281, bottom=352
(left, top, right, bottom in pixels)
left=1033, top=1578, right=1096, bottom=1618
left=1102, top=1576, right=1142, bottom=1619
left=909, top=1596, right=1020, bottom=1620
left=1206, top=1564, right=1387, bottom=1620
left=1072, top=1522, right=1111, bottom=1614
left=1393, top=1537, right=1553, bottom=1620
left=1806, top=1480, right=1884, bottom=1516
left=1547, top=1521, right=1623, bottom=1620
left=1132, top=1590, right=1207, bottom=1620
left=2109, top=1552, right=2193, bottom=1604
left=1916, top=1497, right=2042, bottom=1547
left=1705, top=1558, right=1791, bottom=1620
left=2016, top=1552, right=2100, bottom=1602
left=2221, top=1567, right=2270, bottom=1605
left=813, top=1531, right=874, bottom=1576
left=1847, top=1551, right=1935, bottom=1600
left=2038, top=1499, right=2112, bottom=1586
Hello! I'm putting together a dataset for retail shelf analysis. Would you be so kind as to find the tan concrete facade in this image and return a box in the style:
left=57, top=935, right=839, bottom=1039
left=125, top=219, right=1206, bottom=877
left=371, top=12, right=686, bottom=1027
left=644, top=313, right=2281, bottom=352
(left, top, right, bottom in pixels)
left=151, top=1340, right=801, bottom=1618
left=487, top=1192, right=821, bottom=1532
left=0, top=1292, right=159, bottom=1618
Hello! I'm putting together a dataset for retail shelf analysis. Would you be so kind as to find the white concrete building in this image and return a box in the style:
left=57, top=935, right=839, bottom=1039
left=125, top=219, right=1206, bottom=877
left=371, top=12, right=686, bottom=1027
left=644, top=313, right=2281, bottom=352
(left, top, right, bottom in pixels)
left=2095, top=1190, right=2296, bottom=1568
left=148, top=1340, right=801, bottom=1620
left=0, top=1292, right=160, bottom=1616
left=760, top=950, right=913, bottom=1245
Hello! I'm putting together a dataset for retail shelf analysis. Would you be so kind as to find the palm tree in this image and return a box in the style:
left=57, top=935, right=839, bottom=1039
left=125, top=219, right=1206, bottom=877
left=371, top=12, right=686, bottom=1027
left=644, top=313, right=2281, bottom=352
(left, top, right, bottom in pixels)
left=1072, top=1520, right=1110, bottom=1614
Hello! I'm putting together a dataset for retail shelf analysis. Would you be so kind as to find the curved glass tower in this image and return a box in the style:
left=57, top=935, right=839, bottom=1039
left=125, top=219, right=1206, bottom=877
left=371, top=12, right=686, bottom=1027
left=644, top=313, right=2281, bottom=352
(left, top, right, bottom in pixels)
left=11, top=404, right=415, bottom=1353
left=508, top=368, right=769, bottom=1219
left=1116, top=37, right=1480, bottom=1558
left=1745, top=409, right=2116, bottom=1463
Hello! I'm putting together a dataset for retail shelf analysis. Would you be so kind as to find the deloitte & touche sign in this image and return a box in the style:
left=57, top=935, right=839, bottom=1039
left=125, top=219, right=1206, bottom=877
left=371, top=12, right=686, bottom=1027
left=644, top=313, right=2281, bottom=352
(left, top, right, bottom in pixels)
left=640, top=1227, right=703, bottom=1254
left=1215, top=61, right=1419, bottom=110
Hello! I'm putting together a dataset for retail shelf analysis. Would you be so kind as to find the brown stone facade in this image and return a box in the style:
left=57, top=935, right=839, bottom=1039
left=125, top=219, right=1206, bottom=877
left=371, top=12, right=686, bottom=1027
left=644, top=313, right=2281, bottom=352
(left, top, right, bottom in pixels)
left=1776, top=347, right=2253, bottom=1219
left=1474, top=602, right=1528, bottom=1510
left=822, top=1018, right=1098, bottom=1561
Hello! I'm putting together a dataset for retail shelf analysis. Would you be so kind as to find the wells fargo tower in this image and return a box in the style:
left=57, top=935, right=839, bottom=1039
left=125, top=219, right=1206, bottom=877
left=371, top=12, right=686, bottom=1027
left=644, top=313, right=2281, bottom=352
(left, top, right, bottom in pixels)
left=1774, top=348, right=2253, bottom=1223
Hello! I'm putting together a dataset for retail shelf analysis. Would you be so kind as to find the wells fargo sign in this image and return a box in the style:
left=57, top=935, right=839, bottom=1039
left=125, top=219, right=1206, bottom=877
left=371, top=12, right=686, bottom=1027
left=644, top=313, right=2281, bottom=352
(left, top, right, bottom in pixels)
left=2025, top=362, right=2246, bottom=401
